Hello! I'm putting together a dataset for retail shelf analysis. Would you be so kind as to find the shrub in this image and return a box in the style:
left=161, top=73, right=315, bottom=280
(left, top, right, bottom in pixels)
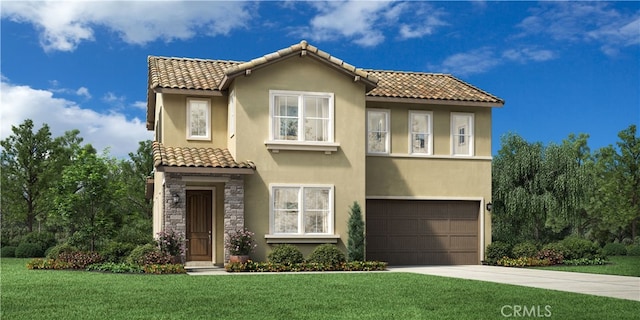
left=347, top=201, right=365, bottom=262
left=541, top=242, right=569, bottom=259
left=46, top=243, right=78, bottom=259
left=225, top=228, right=257, bottom=255
left=15, top=242, right=44, bottom=258
left=512, top=242, right=538, bottom=258
left=127, top=243, right=157, bottom=265
left=602, top=243, right=627, bottom=257
left=307, top=244, right=346, bottom=265
left=101, top=242, right=136, bottom=263
left=57, top=251, right=104, bottom=269
left=627, top=245, right=640, bottom=256
left=225, top=261, right=387, bottom=272
left=485, top=241, right=513, bottom=264
left=563, top=258, right=608, bottom=266
left=142, top=264, right=186, bottom=274
left=497, top=257, right=551, bottom=267
left=156, top=230, right=186, bottom=257
left=86, top=262, right=143, bottom=273
left=27, top=258, right=72, bottom=270
left=537, top=249, right=563, bottom=265
left=621, top=237, right=634, bottom=246
left=21, top=232, right=56, bottom=253
left=1, top=246, right=17, bottom=257
left=559, top=236, right=598, bottom=260
left=268, top=244, right=304, bottom=265
left=141, top=251, right=173, bottom=265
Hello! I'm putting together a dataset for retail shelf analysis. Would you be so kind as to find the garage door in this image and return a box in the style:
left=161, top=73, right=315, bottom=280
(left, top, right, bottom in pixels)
left=366, top=199, right=479, bottom=265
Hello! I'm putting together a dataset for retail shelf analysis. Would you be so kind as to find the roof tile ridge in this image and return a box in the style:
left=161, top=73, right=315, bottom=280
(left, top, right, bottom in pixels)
left=149, top=55, right=245, bottom=64
left=364, top=68, right=452, bottom=76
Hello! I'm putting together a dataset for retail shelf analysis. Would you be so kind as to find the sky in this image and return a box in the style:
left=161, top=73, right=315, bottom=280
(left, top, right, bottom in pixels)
left=1, top=0, right=638, bottom=158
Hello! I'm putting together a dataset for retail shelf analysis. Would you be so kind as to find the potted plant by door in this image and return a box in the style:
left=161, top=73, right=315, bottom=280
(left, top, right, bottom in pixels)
left=226, top=228, right=257, bottom=263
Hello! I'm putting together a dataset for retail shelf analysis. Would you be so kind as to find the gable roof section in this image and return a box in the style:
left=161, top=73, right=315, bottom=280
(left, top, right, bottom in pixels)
left=152, top=142, right=255, bottom=174
left=146, top=40, right=505, bottom=129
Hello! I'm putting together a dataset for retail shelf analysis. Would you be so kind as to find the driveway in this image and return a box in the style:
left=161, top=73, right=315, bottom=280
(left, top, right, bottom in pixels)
left=388, top=265, right=640, bottom=302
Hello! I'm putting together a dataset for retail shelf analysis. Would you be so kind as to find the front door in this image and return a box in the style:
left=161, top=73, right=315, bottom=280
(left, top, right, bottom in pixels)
left=186, top=190, right=212, bottom=261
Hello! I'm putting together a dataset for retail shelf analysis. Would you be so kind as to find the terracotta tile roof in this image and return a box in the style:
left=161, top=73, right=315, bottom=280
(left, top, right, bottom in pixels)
left=152, top=142, right=255, bottom=169
left=365, top=70, right=504, bottom=104
left=146, top=40, right=504, bottom=126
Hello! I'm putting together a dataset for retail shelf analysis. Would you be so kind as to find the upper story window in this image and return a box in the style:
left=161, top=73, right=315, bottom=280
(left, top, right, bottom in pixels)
left=451, top=112, right=474, bottom=156
left=187, top=98, right=211, bottom=140
left=409, top=111, right=433, bottom=155
left=271, top=185, right=334, bottom=235
left=367, top=109, right=390, bottom=154
left=269, top=90, right=334, bottom=143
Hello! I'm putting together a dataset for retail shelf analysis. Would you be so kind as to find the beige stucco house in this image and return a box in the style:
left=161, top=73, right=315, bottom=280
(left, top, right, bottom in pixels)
left=146, top=40, right=504, bottom=266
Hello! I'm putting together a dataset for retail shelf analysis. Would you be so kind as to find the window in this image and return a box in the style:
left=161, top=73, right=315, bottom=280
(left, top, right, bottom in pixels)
left=270, top=91, right=334, bottom=143
left=271, top=185, right=333, bottom=235
left=451, top=113, right=474, bottom=156
left=228, top=90, right=236, bottom=138
left=409, top=111, right=433, bottom=155
left=367, top=109, right=390, bottom=154
left=187, top=98, right=211, bottom=140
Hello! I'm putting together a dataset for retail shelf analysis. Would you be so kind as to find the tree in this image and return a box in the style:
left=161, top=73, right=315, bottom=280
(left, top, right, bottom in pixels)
left=589, top=125, right=639, bottom=241
left=1, top=120, right=62, bottom=233
left=492, top=133, right=590, bottom=243
left=347, top=201, right=365, bottom=261
left=120, top=140, right=154, bottom=219
left=52, top=148, right=124, bottom=251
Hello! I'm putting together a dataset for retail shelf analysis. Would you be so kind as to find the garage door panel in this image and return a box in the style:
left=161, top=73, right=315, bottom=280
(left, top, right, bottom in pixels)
left=366, top=200, right=479, bottom=265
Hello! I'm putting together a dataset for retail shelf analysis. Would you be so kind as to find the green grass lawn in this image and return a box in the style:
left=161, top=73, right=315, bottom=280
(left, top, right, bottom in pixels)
left=535, top=256, right=640, bottom=277
left=2, top=258, right=638, bottom=320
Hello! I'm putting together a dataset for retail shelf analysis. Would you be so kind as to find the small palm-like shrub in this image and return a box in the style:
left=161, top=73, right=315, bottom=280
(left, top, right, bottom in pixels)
left=268, top=244, right=304, bottom=265
left=307, top=244, right=346, bottom=265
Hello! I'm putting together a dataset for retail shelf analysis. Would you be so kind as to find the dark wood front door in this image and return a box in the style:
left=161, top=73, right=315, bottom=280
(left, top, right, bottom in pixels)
left=186, top=190, right=212, bottom=261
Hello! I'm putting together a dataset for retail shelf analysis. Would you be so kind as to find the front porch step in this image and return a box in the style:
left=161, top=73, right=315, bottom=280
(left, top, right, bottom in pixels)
left=185, top=262, right=226, bottom=274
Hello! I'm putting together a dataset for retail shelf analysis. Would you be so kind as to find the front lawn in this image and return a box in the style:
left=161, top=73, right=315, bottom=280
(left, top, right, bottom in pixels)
left=1, top=258, right=638, bottom=319
left=535, top=256, right=640, bottom=277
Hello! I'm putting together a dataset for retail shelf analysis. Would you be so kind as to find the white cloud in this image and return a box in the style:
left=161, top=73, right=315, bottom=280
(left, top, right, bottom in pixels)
left=517, top=2, right=640, bottom=55
left=1, top=79, right=151, bottom=158
left=435, top=48, right=500, bottom=76
left=1, top=1, right=253, bottom=52
left=132, top=101, right=147, bottom=110
left=76, top=86, right=91, bottom=99
left=298, top=1, right=445, bottom=47
left=502, top=48, right=556, bottom=63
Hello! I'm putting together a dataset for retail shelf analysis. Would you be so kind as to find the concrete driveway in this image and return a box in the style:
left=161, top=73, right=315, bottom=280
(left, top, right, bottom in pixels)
left=388, top=265, right=640, bottom=301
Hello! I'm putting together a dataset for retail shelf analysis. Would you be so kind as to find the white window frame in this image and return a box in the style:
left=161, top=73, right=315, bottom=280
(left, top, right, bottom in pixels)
left=367, top=109, right=390, bottom=154
left=268, top=90, right=334, bottom=143
left=408, top=110, right=433, bottom=155
left=269, top=184, right=334, bottom=236
left=451, top=112, right=474, bottom=156
left=228, top=90, right=236, bottom=139
left=186, top=98, right=211, bottom=140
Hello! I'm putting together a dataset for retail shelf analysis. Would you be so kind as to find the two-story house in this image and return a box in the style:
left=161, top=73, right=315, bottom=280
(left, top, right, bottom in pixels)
left=146, top=41, right=504, bottom=266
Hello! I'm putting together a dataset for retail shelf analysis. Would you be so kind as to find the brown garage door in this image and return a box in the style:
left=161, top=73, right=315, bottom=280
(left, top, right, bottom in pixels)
left=366, top=200, right=479, bottom=265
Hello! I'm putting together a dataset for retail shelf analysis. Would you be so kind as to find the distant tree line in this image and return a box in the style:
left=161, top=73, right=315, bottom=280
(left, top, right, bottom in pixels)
left=1, top=119, right=153, bottom=254
left=492, top=124, right=639, bottom=245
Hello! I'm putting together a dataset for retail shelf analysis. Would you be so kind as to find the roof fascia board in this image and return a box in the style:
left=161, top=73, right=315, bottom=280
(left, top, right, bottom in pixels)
left=366, top=96, right=504, bottom=108
left=154, top=88, right=224, bottom=96
left=157, top=166, right=255, bottom=175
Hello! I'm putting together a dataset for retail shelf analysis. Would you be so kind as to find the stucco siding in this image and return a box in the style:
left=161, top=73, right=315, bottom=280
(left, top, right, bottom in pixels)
left=159, top=94, right=228, bottom=148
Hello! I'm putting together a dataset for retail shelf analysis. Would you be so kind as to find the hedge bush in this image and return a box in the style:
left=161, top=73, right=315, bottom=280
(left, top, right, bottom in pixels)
left=101, top=241, right=136, bottom=263
left=559, top=236, right=599, bottom=260
left=485, top=241, right=512, bottom=264
left=226, top=261, right=387, bottom=272
left=126, top=243, right=157, bottom=265
left=1, top=246, right=17, bottom=258
left=21, top=232, right=56, bottom=253
left=15, top=242, right=44, bottom=258
left=46, top=243, right=78, bottom=259
left=512, top=242, right=538, bottom=258
left=627, top=245, right=640, bottom=256
left=541, top=242, right=569, bottom=259
left=267, top=244, right=304, bottom=265
left=307, top=244, right=346, bottom=265
left=602, top=243, right=627, bottom=256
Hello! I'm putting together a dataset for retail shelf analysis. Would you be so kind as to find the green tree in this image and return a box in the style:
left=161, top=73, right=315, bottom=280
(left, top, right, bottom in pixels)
left=0, top=120, right=81, bottom=233
left=120, top=140, right=154, bottom=219
left=52, top=148, right=124, bottom=251
left=589, top=125, right=639, bottom=241
left=492, top=133, right=590, bottom=243
left=347, top=201, right=365, bottom=261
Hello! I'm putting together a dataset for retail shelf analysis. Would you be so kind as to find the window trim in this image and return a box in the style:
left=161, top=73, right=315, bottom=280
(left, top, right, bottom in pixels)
left=366, top=108, right=391, bottom=155
left=186, top=98, right=211, bottom=141
left=408, top=110, right=433, bottom=155
left=451, top=112, right=474, bottom=156
left=268, top=90, right=335, bottom=143
left=268, top=184, right=335, bottom=236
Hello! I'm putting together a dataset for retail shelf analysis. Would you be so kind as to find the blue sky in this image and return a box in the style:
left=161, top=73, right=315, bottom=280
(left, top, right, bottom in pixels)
left=1, top=1, right=638, bottom=158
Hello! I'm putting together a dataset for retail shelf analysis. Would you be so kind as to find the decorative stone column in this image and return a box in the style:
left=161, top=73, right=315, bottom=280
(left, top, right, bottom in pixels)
left=223, top=174, right=245, bottom=262
left=163, top=173, right=186, bottom=261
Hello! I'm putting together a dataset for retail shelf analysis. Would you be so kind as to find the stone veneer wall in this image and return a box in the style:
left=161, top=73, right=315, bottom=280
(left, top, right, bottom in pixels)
left=161, top=172, right=245, bottom=263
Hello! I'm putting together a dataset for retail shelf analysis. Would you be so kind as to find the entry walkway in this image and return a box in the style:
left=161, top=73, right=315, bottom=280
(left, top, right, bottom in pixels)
left=388, top=265, right=640, bottom=301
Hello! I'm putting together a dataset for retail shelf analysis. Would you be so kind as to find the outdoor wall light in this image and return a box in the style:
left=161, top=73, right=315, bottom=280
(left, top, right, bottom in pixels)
left=172, top=193, right=180, bottom=205
left=486, top=202, right=493, bottom=212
